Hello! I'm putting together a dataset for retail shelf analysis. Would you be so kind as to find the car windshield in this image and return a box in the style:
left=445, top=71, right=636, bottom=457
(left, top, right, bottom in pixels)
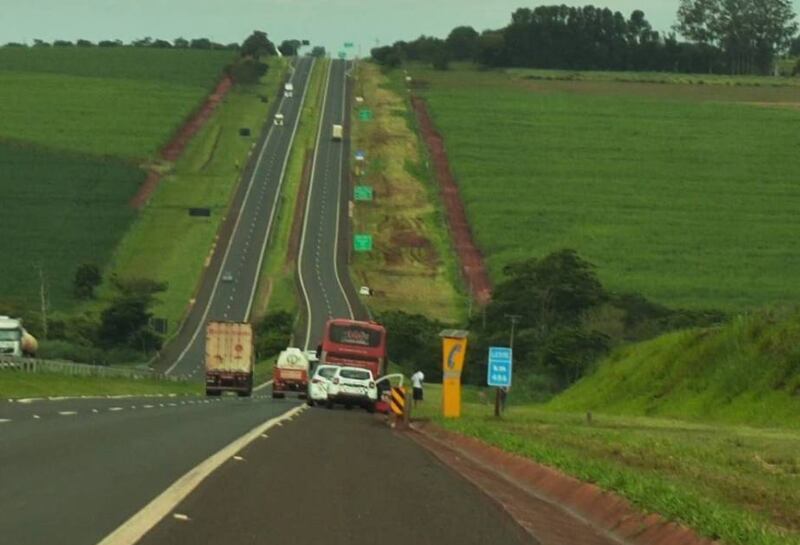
left=316, top=367, right=338, bottom=380
left=0, top=329, right=20, bottom=341
left=339, top=368, right=371, bottom=380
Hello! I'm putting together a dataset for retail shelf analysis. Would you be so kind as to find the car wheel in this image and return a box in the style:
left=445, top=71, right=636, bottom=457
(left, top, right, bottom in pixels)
left=326, top=400, right=334, bottom=410
left=345, top=403, right=353, bottom=410
left=365, top=403, right=375, bottom=414
left=307, top=399, right=315, bottom=407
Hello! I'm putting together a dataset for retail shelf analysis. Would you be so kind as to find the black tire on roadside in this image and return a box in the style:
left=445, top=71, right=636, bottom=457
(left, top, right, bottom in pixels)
left=366, top=403, right=375, bottom=414
left=307, top=399, right=315, bottom=407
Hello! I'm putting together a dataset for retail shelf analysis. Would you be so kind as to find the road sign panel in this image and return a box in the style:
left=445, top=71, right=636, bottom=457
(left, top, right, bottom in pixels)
left=354, top=234, right=373, bottom=252
left=358, top=108, right=373, bottom=121
left=487, top=346, right=513, bottom=387
left=338, top=51, right=346, bottom=59
left=390, top=387, right=405, bottom=416
left=354, top=150, right=366, bottom=161
left=354, top=185, right=373, bottom=201
left=344, top=42, right=354, bottom=48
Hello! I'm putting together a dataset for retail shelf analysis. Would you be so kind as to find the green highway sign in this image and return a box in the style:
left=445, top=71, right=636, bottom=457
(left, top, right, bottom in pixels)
left=344, top=42, right=354, bottom=48
left=354, top=186, right=373, bottom=201
left=358, top=108, right=373, bottom=121
left=338, top=51, right=347, bottom=59
left=354, top=234, right=373, bottom=252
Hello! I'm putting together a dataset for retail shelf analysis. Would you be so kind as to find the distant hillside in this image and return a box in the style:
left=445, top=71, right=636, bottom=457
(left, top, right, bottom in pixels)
left=548, top=307, right=800, bottom=428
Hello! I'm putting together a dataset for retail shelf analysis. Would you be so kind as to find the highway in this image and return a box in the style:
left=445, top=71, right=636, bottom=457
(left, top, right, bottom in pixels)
left=0, top=56, right=552, bottom=545
left=159, top=56, right=314, bottom=379
left=298, top=59, right=364, bottom=350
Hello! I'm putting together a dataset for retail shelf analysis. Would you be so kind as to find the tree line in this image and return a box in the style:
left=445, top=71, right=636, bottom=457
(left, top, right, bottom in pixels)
left=372, top=2, right=798, bottom=75
left=381, top=250, right=723, bottom=400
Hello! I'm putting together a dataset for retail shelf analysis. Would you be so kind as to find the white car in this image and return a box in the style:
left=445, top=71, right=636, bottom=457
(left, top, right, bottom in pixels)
left=222, top=271, right=234, bottom=282
left=359, top=286, right=371, bottom=296
left=274, top=113, right=284, bottom=126
left=307, top=364, right=339, bottom=406
left=326, top=366, right=377, bottom=412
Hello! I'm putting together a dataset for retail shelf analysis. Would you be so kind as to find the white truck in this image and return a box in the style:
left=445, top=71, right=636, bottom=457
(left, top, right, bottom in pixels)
left=205, top=321, right=254, bottom=397
left=284, top=82, right=294, bottom=98
left=332, top=124, right=343, bottom=141
left=0, top=316, right=38, bottom=358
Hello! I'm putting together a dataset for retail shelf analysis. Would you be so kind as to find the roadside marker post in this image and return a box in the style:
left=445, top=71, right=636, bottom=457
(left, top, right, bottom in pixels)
left=439, top=329, right=469, bottom=418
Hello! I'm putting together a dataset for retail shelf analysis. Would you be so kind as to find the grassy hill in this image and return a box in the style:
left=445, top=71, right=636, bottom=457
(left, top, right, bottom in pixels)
left=0, top=46, right=233, bottom=312
left=404, top=64, right=800, bottom=311
left=548, top=306, right=800, bottom=428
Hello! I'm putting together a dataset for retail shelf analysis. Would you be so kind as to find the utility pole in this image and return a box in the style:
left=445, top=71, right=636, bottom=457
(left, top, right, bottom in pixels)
left=494, top=314, right=521, bottom=417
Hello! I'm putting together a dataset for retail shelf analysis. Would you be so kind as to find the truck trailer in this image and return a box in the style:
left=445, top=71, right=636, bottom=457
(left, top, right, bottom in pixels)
left=0, top=316, right=38, bottom=358
left=205, top=321, right=254, bottom=397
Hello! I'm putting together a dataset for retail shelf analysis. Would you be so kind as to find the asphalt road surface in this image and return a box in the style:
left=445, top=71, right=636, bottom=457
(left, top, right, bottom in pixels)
left=161, top=56, right=314, bottom=379
left=136, top=409, right=536, bottom=545
left=0, top=395, right=303, bottom=545
left=298, top=59, right=359, bottom=351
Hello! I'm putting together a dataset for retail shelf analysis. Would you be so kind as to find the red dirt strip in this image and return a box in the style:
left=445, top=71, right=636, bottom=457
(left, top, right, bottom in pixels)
left=411, top=96, right=492, bottom=305
left=130, top=76, right=234, bottom=208
left=411, top=423, right=719, bottom=545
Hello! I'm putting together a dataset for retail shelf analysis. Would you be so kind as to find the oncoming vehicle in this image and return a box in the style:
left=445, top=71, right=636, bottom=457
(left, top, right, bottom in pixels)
left=307, top=364, right=339, bottom=406
left=332, top=124, right=343, bottom=141
left=320, top=319, right=387, bottom=378
left=274, top=113, right=284, bottom=126
left=326, top=366, right=377, bottom=411
left=272, top=347, right=310, bottom=399
left=222, top=271, right=234, bottom=282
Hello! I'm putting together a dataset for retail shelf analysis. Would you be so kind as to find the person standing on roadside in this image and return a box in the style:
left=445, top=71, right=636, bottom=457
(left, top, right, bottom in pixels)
left=411, top=370, right=425, bottom=407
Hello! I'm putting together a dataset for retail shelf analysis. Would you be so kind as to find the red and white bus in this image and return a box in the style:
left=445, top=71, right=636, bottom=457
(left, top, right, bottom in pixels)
left=319, top=319, right=387, bottom=378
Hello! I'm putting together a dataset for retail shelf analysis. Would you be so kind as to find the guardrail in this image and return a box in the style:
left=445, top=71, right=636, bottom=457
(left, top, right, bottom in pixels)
left=0, top=357, right=182, bottom=381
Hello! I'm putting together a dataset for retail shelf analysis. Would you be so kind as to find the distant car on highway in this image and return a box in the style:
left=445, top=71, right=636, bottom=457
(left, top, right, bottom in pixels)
left=305, top=350, right=319, bottom=364
left=332, top=123, right=343, bottom=141
left=222, top=271, right=234, bottom=282
left=325, top=366, right=377, bottom=412
left=359, top=286, right=372, bottom=296
left=274, top=113, right=284, bottom=126
left=307, top=364, right=339, bottom=406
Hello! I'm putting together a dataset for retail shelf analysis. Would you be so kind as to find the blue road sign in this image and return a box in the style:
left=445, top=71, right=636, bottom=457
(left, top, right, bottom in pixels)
left=487, top=346, right=513, bottom=387
left=354, top=150, right=366, bottom=161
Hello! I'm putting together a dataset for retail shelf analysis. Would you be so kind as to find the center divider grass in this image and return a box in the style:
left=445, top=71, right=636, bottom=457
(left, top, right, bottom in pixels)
left=92, top=60, right=288, bottom=336
left=252, top=58, right=328, bottom=319
left=0, top=372, right=200, bottom=398
left=414, top=385, right=800, bottom=545
left=349, top=62, right=464, bottom=322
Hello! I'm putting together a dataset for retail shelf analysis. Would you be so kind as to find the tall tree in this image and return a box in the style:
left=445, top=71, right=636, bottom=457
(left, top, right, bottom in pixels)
left=241, top=30, right=276, bottom=58
left=278, top=39, right=302, bottom=56
left=446, top=26, right=480, bottom=60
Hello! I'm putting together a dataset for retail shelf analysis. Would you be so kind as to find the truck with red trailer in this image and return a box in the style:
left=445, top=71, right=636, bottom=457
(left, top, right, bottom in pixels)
left=272, top=347, right=310, bottom=398
left=205, top=321, right=254, bottom=397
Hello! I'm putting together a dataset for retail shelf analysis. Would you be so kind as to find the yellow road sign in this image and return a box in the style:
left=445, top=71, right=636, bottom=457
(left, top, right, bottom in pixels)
left=440, top=330, right=469, bottom=418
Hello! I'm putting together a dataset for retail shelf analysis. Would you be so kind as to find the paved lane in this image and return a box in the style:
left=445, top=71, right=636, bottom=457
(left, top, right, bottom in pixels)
left=162, top=57, right=314, bottom=379
left=137, top=409, right=536, bottom=545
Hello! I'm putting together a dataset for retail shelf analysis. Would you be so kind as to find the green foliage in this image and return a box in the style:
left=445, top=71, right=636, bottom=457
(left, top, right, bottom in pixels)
left=98, top=277, right=166, bottom=352
left=548, top=307, right=800, bottom=427
left=227, top=58, right=268, bottom=84
left=240, top=30, right=276, bottom=58
left=0, top=142, right=141, bottom=310
left=418, top=68, right=800, bottom=311
left=379, top=311, right=449, bottom=380
left=278, top=39, right=301, bottom=56
left=310, top=46, right=326, bottom=57
left=446, top=26, right=480, bottom=61
left=73, top=264, right=102, bottom=300
left=254, top=311, right=293, bottom=360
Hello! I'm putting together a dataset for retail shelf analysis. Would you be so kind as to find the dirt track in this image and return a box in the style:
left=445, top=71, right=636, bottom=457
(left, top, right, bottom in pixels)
left=411, top=96, right=492, bottom=305
left=130, top=76, right=233, bottom=208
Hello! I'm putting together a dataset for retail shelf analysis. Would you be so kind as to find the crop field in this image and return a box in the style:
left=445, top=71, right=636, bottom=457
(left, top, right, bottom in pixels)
left=405, top=65, right=800, bottom=311
left=0, top=142, right=142, bottom=309
left=417, top=386, right=800, bottom=545
left=0, top=47, right=234, bottom=313
left=0, top=48, right=234, bottom=159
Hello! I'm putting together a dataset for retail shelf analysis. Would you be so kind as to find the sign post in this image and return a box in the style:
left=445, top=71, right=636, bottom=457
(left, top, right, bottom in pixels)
left=487, top=346, right=513, bottom=417
left=439, top=329, right=469, bottom=418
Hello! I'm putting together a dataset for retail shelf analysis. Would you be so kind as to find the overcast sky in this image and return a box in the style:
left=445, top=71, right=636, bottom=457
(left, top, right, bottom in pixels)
left=2, top=0, right=798, bottom=53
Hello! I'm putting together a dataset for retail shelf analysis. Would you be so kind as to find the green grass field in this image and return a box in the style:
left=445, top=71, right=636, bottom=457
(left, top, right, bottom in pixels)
left=416, top=384, right=800, bottom=545
left=0, top=371, right=200, bottom=398
left=0, top=142, right=142, bottom=309
left=405, top=64, right=800, bottom=311
left=547, top=306, right=800, bottom=428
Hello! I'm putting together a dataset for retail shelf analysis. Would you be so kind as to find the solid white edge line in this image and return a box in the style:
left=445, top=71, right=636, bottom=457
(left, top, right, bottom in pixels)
left=245, top=57, right=315, bottom=320
left=95, top=404, right=305, bottom=545
left=298, top=59, right=334, bottom=351
left=165, top=62, right=301, bottom=375
left=331, top=59, right=355, bottom=320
